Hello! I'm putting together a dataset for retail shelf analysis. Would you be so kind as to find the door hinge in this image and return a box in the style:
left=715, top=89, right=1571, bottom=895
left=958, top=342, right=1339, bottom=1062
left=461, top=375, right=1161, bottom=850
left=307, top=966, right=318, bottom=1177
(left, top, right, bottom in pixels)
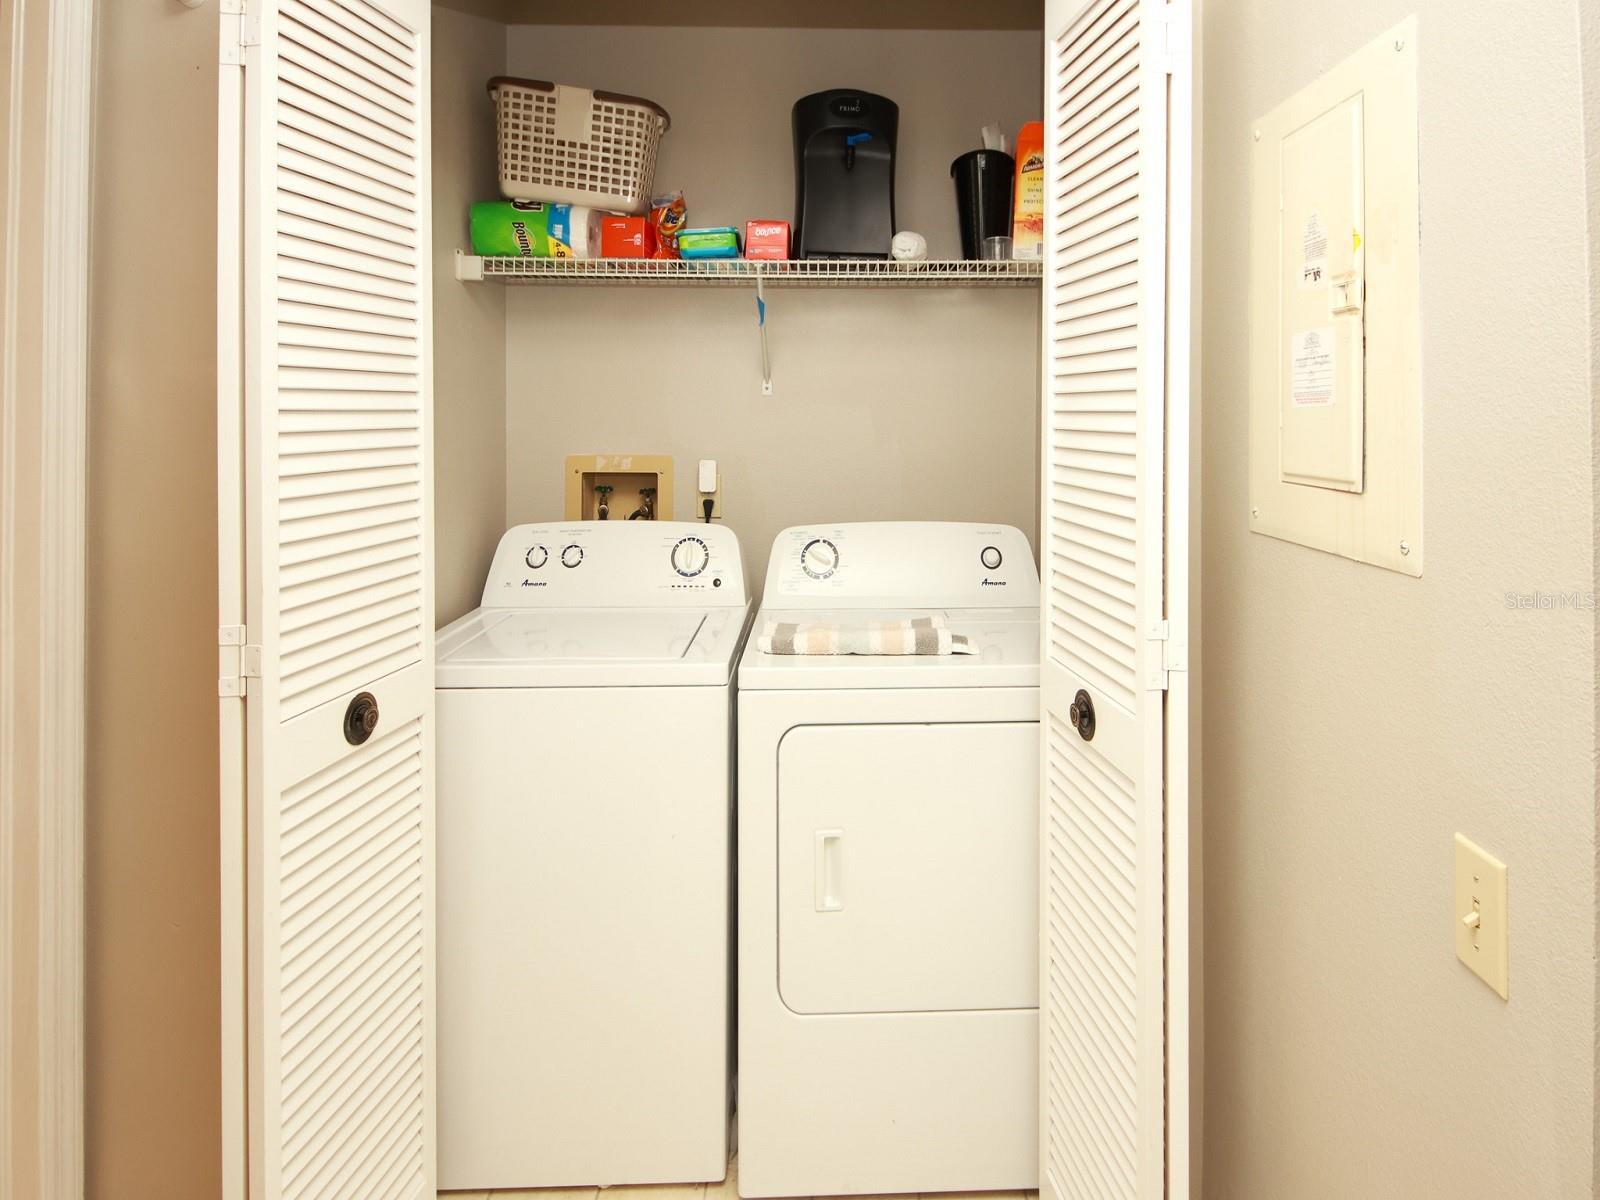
left=219, top=625, right=262, bottom=697
left=1145, top=618, right=1187, bottom=691
left=220, top=0, right=260, bottom=67
left=1158, top=2, right=1178, bottom=76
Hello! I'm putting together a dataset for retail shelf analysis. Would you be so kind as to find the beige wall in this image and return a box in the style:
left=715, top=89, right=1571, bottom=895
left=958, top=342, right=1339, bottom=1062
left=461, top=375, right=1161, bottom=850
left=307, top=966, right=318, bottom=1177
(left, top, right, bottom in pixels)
left=1200, top=4, right=1597, bottom=1196
left=493, top=25, right=1043, bottom=586
left=433, top=6, right=508, bottom=624
left=2, top=0, right=55, bottom=1193
left=85, top=2, right=221, bottom=1198
left=440, top=0, right=1042, bottom=30
left=1583, top=8, right=1600, bottom=1191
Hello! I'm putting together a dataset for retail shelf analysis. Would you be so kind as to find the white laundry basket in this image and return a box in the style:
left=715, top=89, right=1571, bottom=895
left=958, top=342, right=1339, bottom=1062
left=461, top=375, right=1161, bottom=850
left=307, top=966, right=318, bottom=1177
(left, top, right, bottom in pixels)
left=488, top=76, right=670, bottom=215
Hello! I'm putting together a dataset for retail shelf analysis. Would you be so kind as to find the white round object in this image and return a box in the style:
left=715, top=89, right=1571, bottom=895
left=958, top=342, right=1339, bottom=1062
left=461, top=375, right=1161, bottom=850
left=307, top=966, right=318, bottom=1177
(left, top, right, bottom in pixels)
left=800, top=538, right=838, bottom=579
left=671, top=537, right=709, bottom=577
left=891, top=231, right=928, bottom=262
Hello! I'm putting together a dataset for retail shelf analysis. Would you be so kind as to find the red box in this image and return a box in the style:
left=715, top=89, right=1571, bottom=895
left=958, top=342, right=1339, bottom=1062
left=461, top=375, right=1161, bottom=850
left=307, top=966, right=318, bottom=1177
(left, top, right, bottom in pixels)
left=599, top=215, right=657, bottom=259
left=743, top=220, right=790, bottom=260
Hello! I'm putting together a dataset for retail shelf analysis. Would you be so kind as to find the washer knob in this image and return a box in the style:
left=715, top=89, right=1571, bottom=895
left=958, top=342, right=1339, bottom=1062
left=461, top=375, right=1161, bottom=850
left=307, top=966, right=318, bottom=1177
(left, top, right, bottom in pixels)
left=525, top=544, right=549, bottom=569
left=801, top=538, right=838, bottom=580
left=672, top=536, right=709, bottom=577
left=981, top=545, right=1003, bottom=570
left=561, top=544, right=584, bottom=568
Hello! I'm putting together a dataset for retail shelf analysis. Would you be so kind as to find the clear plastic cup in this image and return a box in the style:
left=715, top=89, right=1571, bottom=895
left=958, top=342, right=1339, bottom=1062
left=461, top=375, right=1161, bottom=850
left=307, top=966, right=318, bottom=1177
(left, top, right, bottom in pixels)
left=982, top=235, right=1014, bottom=261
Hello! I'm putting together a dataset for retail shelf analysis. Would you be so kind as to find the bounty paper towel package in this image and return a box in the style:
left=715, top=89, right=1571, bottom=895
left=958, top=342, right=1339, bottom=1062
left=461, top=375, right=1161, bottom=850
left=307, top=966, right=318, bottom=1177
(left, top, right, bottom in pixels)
left=471, top=200, right=599, bottom=258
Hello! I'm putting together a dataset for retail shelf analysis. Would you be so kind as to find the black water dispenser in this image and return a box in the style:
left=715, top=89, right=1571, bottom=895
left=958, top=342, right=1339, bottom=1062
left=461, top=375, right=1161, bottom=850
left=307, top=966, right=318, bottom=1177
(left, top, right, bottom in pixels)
left=792, top=90, right=898, bottom=259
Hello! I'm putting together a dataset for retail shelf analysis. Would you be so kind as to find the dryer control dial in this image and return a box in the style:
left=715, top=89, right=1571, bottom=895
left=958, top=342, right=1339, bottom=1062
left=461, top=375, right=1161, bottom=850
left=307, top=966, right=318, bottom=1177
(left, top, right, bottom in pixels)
left=671, top=536, right=709, bottom=577
left=801, top=538, right=839, bottom=580
left=561, top=543, right=584, bottom=568
left=525, top=544, right=549, bottom=569
left=980, top=545, right=1003, bottom=570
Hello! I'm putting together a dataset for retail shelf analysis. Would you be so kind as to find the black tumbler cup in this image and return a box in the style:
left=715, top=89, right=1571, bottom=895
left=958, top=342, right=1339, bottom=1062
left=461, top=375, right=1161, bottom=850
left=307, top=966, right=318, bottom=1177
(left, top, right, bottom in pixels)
left=950, top=149, right=1015, bottom=260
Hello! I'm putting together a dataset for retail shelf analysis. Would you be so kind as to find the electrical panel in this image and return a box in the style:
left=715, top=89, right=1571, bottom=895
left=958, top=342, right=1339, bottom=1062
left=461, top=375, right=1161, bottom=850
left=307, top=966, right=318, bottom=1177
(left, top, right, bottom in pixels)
left=1248, top=18, right=1421, bottom=575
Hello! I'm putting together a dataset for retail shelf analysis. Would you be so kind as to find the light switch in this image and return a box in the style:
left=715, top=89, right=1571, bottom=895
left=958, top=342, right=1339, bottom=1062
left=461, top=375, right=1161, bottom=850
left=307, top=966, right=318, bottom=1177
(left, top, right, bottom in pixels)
left=1454, top=834, right=1508, bottom=999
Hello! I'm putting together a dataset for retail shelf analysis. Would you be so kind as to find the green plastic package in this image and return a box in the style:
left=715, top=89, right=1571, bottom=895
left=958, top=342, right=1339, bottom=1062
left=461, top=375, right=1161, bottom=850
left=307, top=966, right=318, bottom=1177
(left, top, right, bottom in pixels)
left=470, top=200, right=593, bottom=257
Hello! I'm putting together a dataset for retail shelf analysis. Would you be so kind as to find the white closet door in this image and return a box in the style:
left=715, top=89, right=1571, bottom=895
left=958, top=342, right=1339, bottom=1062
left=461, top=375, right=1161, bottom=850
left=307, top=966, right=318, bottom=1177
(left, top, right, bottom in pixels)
left=1038, top=0, right=1190, bottom=1197
left=220, top=1, right=435, bottom=1196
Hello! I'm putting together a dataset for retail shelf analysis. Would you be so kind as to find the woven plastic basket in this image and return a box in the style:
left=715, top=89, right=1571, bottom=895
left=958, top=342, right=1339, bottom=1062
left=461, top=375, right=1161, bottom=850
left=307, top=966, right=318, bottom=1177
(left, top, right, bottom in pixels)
left=488, top=76, right=670, bottom=215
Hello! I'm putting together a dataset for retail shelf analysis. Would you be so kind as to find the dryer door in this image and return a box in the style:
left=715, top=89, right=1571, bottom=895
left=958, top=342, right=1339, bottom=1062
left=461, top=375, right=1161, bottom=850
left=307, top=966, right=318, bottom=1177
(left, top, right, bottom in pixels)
left=778, top=721, right=1039, bottom=1015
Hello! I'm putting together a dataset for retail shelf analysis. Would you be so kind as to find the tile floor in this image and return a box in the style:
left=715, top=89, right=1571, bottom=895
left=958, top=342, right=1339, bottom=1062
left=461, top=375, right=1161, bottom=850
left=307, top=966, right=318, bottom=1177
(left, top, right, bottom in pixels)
left=440, top=1151, right=1041, bottom=1200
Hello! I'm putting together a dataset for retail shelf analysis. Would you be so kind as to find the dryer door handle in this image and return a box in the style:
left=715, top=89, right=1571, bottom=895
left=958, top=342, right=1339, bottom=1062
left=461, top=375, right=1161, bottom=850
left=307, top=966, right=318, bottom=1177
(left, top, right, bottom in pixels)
left=814, top=829, right=844, bottom=912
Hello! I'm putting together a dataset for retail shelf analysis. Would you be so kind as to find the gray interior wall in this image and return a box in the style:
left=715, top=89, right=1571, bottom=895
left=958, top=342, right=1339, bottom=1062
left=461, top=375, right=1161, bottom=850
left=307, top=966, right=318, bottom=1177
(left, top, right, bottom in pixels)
left=489, top=25, right=1043, bottom=584
left=433, top=6, right=509, bottom=624
left=1200, top=3, right=1598, bottom=1195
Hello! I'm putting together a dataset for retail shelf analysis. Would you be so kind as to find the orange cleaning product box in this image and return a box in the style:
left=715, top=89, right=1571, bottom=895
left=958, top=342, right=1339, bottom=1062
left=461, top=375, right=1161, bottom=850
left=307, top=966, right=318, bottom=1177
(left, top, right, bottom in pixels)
left=743, top=220, right=791, bottom=260
left=1012, top=121, right=1044, bottom=261
left=599, top=214, right=657, bottom=258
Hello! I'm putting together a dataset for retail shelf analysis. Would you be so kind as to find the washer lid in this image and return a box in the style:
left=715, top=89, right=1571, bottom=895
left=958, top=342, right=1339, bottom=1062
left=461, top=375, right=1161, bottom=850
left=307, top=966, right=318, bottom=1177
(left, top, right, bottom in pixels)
left=436, top=605, right=750, bottom=688
left=738, top=607, right=1039, bottom=691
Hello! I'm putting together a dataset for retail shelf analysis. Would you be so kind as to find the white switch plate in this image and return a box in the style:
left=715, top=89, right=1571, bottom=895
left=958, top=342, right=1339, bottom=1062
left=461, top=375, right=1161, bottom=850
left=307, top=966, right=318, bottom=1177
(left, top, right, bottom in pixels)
left=1454, top=833, right=1508, bottom=999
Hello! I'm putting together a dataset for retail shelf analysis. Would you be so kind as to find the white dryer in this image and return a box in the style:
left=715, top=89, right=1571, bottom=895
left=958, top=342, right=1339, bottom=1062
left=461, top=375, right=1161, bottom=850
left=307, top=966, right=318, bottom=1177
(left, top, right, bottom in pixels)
left=436, top=520, right=749, bottom=1192
left=737, top=522, right=1040, bottom=1199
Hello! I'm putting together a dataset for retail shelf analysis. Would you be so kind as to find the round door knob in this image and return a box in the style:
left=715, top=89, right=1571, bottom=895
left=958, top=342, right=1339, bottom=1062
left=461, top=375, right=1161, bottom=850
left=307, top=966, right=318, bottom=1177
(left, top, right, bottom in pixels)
left=1068, top=689, right=1095, bottom=741
left=672, top=536, right=709, bottom=577
left=981, top=545, right=1003, bottom=570
left=525, top=544, right=548, bottom=569
left=561, top=544, right=584, bottom=568
left=801, top=538, right=838, bottom=580
left=343, top=691, right=380, bottom=746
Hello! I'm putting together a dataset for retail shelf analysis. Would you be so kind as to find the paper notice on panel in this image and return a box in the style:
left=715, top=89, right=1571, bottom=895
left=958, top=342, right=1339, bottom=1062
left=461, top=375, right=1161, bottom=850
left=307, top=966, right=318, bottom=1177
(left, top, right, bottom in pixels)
left=1300, top=210, right=1329, bottom=288
left=1290, top=328, right=1335, bottom=406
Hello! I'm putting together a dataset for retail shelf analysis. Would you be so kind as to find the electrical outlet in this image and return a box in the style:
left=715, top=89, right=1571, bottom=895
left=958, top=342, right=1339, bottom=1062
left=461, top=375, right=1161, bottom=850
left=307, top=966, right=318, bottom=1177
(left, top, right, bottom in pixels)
left=1454, top=834, right=1508, bottom=999
left=697, top=459, right=723, bottom=520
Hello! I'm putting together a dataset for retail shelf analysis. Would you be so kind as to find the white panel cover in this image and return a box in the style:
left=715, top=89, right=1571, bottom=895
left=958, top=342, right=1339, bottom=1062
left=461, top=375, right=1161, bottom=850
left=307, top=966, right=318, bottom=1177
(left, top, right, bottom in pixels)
left=1039, top=0, right=1189, bottom=1198
left=230, top=0, right=436, bottom=1196
left=778, top=722, right=1039, bottom=1015
left=480, top=521, right=748, bottom=609
left=760, top=523, right=1038, bottom=610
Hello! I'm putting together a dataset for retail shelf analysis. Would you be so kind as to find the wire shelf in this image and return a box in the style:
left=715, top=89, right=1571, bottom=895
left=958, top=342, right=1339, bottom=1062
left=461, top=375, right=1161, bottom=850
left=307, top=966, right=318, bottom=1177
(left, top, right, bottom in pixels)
left=455, top=253, right=1042, bottom=288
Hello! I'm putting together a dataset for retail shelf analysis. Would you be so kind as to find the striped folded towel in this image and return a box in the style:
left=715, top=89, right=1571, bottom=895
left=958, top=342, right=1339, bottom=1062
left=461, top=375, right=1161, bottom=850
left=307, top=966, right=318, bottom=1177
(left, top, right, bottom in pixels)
left=757, top=615, right=975, bottom=657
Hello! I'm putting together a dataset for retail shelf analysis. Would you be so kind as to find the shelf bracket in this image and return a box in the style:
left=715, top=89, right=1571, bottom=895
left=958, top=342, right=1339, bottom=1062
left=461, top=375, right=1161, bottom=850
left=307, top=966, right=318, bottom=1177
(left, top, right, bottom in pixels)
left=455, top=251, right=485, bottom=282
left=755, top=267, right=772, bottom=396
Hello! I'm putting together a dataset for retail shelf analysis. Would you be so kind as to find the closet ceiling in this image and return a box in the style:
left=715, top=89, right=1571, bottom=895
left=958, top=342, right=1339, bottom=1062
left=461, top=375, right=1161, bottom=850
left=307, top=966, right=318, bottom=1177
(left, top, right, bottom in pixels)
left=432, top=0, right=1042, bottom=30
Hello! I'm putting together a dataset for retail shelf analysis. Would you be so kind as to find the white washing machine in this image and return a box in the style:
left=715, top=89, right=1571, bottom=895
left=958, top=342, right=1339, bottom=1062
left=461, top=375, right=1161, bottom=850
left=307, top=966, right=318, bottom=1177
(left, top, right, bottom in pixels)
left=436, top=520, right=749, bottom=1192
left=737, top=522, right=1040, bottom=1199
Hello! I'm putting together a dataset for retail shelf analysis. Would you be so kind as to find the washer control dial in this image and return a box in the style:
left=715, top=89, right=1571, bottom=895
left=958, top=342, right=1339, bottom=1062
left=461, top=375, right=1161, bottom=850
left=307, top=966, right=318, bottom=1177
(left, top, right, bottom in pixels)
left=525, top=544, right=549, bottom=570
left=671, top=536, right=709, bottom=577
left=980, top=545, right=1003, bottom=570
left=801, top=538, right=839, bottom=580
left=560, top=543, right=584, bottom=569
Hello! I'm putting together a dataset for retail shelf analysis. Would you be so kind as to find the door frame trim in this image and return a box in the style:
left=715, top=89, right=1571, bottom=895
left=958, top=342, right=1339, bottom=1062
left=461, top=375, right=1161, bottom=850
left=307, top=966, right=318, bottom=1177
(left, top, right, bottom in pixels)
left=0, top=0, right=94, bottom=1194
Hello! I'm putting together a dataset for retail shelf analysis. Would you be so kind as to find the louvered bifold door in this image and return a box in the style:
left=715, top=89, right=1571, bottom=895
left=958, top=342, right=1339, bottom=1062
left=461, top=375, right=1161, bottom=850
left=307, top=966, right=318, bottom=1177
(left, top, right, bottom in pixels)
left=232, top=1, right=435, bottom=1196
left=1038, top=0, right=1190, bottom=1198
